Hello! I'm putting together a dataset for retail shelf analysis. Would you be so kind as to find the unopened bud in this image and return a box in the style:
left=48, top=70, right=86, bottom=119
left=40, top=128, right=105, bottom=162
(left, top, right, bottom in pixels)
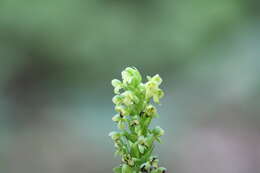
left=152, top=126, right=165, bottom=137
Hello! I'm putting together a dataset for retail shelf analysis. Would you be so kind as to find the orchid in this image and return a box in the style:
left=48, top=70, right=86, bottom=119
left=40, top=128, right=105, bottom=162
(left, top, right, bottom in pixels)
left=109, top=67, right=166, bottom=173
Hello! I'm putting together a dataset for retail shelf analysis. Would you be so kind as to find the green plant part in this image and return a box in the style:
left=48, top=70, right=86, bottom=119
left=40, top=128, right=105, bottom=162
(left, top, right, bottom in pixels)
left=109, top=67, right=166, bottom=173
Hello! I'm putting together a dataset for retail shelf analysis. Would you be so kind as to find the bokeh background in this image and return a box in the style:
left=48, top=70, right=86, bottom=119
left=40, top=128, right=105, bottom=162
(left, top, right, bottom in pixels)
left=0, top=0, right=260, bottom=173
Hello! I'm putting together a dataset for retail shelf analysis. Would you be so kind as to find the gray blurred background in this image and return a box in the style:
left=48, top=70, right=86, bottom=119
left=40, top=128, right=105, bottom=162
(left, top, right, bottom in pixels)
left=0, top=0, right=260, bottom=173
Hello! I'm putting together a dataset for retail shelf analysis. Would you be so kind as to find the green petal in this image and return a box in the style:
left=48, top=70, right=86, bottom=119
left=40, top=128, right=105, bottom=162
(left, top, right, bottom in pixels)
left=112, top=79, right=122, bottom=88
left=152, top=126, right=164, bottom=137
left=115, top=105, right=129, bottom=116
left=118, top=121, right=126, bottom=130
left=112, top=95, right=123, bottom=105
left=109, top=131, right=121, bottom=140
left=112, top=114, right=121, bottom=122
left=145, top=105, right=157, bottom=117
left=130, top=143, right=140, bottom=158
left=145, top=135, right=154, bottom=147
left=152, top=74, right=162, bottom=85
left=138, top=144, right=145, bottom=154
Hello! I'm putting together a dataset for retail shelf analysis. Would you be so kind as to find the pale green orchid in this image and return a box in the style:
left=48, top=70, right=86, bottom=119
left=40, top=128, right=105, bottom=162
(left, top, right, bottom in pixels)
left=145, top=75, right=164, bottom=103
left=112, top=79, right=123, bottom=94
left=110, top=67, right=167, bottom=173
left=112, top=114, right=127, bottom=130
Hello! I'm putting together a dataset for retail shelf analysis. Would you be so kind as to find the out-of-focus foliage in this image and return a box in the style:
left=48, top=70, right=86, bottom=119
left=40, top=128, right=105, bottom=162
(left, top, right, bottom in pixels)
left=0, top=0, right=255, bottom=85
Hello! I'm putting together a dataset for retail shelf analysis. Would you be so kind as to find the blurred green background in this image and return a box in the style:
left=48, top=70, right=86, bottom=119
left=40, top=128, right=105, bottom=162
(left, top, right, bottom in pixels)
left=0, top=0, right=260, bottom=173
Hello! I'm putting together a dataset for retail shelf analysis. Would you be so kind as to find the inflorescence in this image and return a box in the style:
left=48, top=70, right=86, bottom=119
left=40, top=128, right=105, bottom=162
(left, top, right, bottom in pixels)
left=109, top=67, right=166, bottom=173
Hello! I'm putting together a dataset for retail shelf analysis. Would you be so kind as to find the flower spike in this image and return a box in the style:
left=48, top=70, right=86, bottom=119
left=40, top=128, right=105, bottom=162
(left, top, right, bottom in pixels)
left=110, top=67, right=166, bottom=173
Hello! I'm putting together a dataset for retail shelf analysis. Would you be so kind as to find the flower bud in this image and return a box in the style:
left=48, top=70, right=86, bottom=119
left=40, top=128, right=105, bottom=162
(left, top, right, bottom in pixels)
left=112, top=79, right=122, bottom=87
left=121, top=68, right=133, bottom=85
left=111, top=79, right=123, bottom=94
left=112, top=95, right=123, bottom=105
left=152, top=126, right=165, bottom=137
left=121, top=67, right=142, bottom=86
left=109, top=131, right=121, bottom=141
left=145, top=104, right=157, bottom=117
left=115, top=105, right=129, bottom=116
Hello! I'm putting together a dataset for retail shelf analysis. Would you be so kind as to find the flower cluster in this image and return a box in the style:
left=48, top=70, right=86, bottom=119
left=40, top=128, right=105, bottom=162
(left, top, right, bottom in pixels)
left=109, top=67, right=166, bottom=173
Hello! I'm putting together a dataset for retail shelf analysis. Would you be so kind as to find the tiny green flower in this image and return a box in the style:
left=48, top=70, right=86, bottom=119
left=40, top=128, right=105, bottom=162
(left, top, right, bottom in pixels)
left=112, top=79, right=123, bottom=94
left=121, top=67, right=142, bottom=85
left=109, top=131, right=121, bottom=141
left=137, top=136, right=147, bottom=154
left=153, top=89, right=164, bottom=104
left=152, top=126, right=165, bottom=137
left=145, top=74, right=164, bottom=103
left=112, top=95, right=124, bottom=105
left=130, top=119, right=139, bottom=126
left=118, top=121, right=126, bottom=130
left=121, top=68, right=133, bottom=84
left=147, top=74, right=162, bottom=85
left=115, top=105, right=129, bottom=116
left=122, top=154, right=135, bottom=166
left=145, top=104, right=157, bottom=117
left=112, top=114, right=122, bottom=122
left=121, top=91, right=138, bottom=106
left=112, top=114, right=127, bottom=129
left=109, top=67, right=166, bottom=173
left=140, top=162, right=151, bottom=172
left=150, top=156, right=159, bottom=168
left=145, top=80, right=158, bottom=98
